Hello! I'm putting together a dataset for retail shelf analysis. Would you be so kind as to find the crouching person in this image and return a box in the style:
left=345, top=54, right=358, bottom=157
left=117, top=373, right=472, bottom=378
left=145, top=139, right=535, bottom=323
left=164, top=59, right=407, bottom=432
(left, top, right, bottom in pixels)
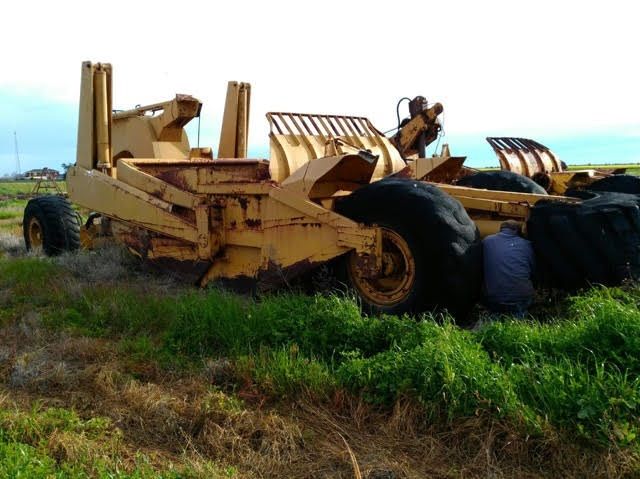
left=482, top=220, right=535, bottom=318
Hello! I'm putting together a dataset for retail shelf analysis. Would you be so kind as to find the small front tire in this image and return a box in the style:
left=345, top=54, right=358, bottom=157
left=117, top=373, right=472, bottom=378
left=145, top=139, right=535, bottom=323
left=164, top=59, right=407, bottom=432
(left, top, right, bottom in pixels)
left=23, top=195, right=80, bottom=256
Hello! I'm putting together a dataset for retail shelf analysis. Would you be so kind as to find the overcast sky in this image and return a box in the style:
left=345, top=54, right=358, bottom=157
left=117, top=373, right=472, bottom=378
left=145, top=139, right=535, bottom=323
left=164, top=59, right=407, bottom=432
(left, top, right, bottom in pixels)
left=1, top=0, right=639, bottom=174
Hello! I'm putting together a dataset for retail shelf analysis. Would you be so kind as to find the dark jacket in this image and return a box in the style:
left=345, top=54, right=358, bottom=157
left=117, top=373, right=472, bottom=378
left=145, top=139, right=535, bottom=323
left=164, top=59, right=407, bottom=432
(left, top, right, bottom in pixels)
left=482, top=228, right=535, bottom=305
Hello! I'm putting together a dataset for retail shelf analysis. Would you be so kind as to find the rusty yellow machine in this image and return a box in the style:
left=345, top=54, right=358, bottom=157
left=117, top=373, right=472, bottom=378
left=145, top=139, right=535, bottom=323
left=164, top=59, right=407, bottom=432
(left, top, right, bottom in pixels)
left=390, top=95, right=628, bottom=195
left=22, top=62, right=640, bottom=317
left=484, top=136, right=631, bottom=194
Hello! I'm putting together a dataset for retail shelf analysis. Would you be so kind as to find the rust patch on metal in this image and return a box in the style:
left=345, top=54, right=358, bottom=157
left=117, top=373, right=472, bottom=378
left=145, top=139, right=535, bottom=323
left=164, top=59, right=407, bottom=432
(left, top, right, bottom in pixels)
left=199, top=160, right=272, bottom=184
left=354, top=253, right=380, bottom=279
left=169, top=204, right=196, bottom=223
left=157, top=169, right=191, bottom=191
left=116, top=225, right=151, bottom=258
left=245, top=218, right=262, bottom=228
left=202, top=259, right=324, bottom=295
left=424, top=157, right=467, bottom=183
left=390, top=165, right=414, bottom=179
left=456, top=166, right=477, bottom=180
left=237, top=197, right=249, bottom=210
left=487, top=137, right=562, bottom=177
left=116, top=227, right=211, bottom=283
left=255, top=162, right=271, bottom=181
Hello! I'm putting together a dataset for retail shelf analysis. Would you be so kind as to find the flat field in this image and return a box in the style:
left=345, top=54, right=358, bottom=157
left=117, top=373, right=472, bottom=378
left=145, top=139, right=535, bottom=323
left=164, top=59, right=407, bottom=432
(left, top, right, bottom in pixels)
left=567, top=164, right=640, bottom=175
left=479, top=163, right=640, bottom=175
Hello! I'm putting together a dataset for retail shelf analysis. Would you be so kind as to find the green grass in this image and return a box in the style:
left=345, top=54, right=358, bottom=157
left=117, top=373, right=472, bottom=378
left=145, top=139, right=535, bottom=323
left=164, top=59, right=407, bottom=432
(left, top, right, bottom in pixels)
left=3, top=257, right=640, bottom=452
left=0, top=198, right=25, bottom=219
left=0, top=180, right=66, bottom=196
left=0, top=181, right=33, bottom=195
left=565, top=163, right=640, bottom=171
left=0, top=208, right=21, bottom=221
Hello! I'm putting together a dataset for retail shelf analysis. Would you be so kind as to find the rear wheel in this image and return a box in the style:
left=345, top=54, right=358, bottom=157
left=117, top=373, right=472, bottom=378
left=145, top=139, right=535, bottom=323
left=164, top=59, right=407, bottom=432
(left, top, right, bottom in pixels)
left=23, top=195, right=80, bottom=256
left=587, top=174, right=640, bottom=195
left=26, top=216, right=44, bottom=249
left=336, top=178, right=482, bottom=318
left=456, top=170, right=548, bottom=194
left=347, top=226, right=419, bottom=311
left=527, top=193, right=640, bottom=289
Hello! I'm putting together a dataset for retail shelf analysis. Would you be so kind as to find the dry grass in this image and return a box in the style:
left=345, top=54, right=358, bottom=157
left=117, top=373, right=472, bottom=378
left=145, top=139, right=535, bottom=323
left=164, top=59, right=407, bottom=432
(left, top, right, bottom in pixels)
left=0, top=216, right=23, bottom=237
left=287, top=398, right=640, bottom=478
left=0, top=197, right=26, bottom=237
left=53, top=245, right=187, bottom=299
left=54, top=245, right=138, bottom=283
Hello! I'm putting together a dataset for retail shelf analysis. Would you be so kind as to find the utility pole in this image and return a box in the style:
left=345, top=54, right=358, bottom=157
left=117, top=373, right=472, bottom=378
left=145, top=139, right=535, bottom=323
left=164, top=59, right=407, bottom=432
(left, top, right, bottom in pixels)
left=13, top=131, right=21, bottom=176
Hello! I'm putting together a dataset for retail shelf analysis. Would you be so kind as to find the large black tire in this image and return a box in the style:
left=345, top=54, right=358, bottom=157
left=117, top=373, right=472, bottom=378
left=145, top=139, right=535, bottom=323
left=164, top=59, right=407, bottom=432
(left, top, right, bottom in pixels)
left=456, top=171, right=548, bottom=195
left=23, top=195, right=81, bottom=256
left=588, top=175, right=640, bottom=195
left=335, top=178, right=482, bottom=318
left=527, top=193, right=640, bottom=289
left=563, top=188, right=600, bottom=200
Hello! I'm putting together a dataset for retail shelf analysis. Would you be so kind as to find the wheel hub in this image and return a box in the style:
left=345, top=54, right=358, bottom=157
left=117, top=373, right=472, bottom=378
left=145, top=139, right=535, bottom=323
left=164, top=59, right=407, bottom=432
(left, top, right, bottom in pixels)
left=348, top=227, right=416, bottom=307
left=28, top=217, right=43, bottom=248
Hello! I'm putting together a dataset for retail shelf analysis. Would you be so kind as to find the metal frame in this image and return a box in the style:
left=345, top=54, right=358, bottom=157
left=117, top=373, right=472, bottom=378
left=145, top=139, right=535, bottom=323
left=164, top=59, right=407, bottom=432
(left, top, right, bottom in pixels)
left=69, top=61, right=581, bottom=290
left=69, top=63, right=382, bottom=288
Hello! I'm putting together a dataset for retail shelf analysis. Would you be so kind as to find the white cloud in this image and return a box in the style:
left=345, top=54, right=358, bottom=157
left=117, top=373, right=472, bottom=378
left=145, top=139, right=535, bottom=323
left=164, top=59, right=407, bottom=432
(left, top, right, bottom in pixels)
left=1, top=0, right=639, bottom=144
